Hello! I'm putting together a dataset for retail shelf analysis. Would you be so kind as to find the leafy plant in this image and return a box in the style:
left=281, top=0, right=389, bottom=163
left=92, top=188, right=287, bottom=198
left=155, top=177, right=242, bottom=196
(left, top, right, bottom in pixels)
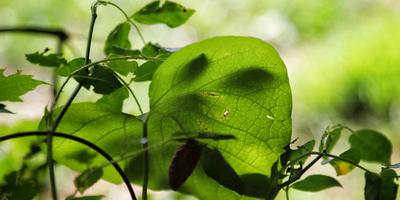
left=0, top=1, right=398, bottom=200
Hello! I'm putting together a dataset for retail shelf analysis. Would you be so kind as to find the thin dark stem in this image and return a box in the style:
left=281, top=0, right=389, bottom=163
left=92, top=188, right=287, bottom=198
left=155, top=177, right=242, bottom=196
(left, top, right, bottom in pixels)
left=0, top=131, right=136, bottom=200
left=142, top=122, right=149, bottom=200
left=310, top=152, right=371, bottom=173
left=47, top=4, right=99, bottom=200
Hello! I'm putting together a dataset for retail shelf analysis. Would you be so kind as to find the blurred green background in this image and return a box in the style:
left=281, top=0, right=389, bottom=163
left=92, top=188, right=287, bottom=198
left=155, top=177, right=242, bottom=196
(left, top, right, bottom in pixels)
left=0, top=0, right=399, bottom=199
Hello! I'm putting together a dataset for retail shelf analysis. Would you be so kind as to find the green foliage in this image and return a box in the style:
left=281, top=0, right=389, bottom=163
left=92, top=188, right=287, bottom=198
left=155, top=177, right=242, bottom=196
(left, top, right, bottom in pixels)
left=124, top=36, right=292, bottom=199
left=133, top=1, right=194, bottom=28
left=364, top=169, right=398, bottom=200
left=0, top=69, right=45, bottom=102
left=89, top=65, right=123, bottom=95
left=319, top=125, right=342, bottom=153
left=349, top=130, right=392, bottom=165
left=66, top=195, right=103, bottom=200
left=74, top=168, right=103, bottom=194
left=288, top=140, right=315, bottom=166
left=40, top=103, right=143, bottom=183
left=104, top=22, right=131, bottom=56
left=291, top=174, right=342, bottom=192
left=57, top=57, right=91, bottom=88
left=25, top=49, right=67, bottom=67
left=330, top=148, right=360, bottom=176
left=0, top=171, right=41, bottom=200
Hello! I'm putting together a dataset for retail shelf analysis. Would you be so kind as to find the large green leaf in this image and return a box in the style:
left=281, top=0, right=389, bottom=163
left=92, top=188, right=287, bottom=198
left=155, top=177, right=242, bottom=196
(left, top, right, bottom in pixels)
left=349, top=129, right=392, bottom=165
left=364, top=169, right=398, bottom=200
left=46, top=103, right=143, bottom=183
left=132, top=1, right=194, bottom=28
left=0, top=69, right=45, bottom=102
left=128, top=36, right=292, bottom=199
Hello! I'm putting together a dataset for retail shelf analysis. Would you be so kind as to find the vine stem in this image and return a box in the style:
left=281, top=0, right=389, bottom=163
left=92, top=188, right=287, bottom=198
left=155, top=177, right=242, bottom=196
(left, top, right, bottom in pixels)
left=0, top=131, right=136, bottom=200
left=142, top=121, right=149, bottom=200
left=98, top=1, right=146, bottom=45
left=46, top=3, right=100, bottom=199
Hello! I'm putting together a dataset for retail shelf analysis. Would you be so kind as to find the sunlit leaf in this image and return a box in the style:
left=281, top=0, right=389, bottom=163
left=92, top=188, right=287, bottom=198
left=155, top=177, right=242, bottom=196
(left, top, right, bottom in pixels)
left=364, top=169, right=398, bottom=200
left=107, top=57, right=138, bottom=76
left=104, top=22, right=131, bottom=56
left=292, top=175, right=342, bottom=191
left=349, top=129, right=392, bottom=164
left=133, top=1, right=195, bottom=28
left=128, top=36, right=292, bottom=199
left=74, top=168, right=103, bottom=194
left=330, top=148, right=360, bottom=176
left=0, top=68, right=45, bottom=102
left=25, top=49, right=67, bottom=67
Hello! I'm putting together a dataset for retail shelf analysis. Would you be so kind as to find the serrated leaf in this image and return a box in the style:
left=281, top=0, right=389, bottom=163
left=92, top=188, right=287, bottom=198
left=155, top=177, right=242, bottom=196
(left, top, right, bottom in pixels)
left=25, top=50, right=67, bottom=67
left=364, top=169, right=398, bottom=200
left=330, top=148, right=360, bottom=176
left=133, top=1, right=194, bottom=28
left=319, top=125, right=343, bottom=153
left=104, top=23, right=131, bottom=56
left=0, top=103, right=13, bottom=114
left=169, top=140, right=202, bottom=190
left=134, top=61, right=161, bottom=82
left=89, top=65, right=123, bottom=95
left=292, top=175, right=342, bottom=191
left=127, top=36, right=292, bottom=199
left=0, top=68, right=45, bottom=102
left=349, top=129, right=392, bottom=164
left=74, top=168, right=103, bottom=194
left=39, top=103, right=143, bottom=183
left=289, top=140, right=315, bottom=165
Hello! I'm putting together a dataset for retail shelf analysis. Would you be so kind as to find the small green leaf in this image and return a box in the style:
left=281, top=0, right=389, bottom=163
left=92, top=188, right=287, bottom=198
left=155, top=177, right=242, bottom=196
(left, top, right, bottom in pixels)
left=74, top=168, right=103, bottom=194
left=0, top=68, right=45, bottom=102
left=96, top=87, right=129, bottom=111
left=319, top=125, right=343, bottom=153
left=349, top=129, right=392, bottom=164
left=26, top=49, right=67, bottom=67
left=330, top=148, right=360, bottom=176
left=364, top=169, right=398, bottom=200
left=201, top=147, right=244, bottom=194
left=169, top=140, right=202, bottom=190
left=66, top=195, right=103, bottom=200
left=107, top=57, right=138, bottom=76
left=57, top=57, right=91, bottom=88
left=0, top=103, right=13, bottom=114
left=289, top=140, right=315, bottom=165
left=142, top=43, right=171, bottom=59
left=133, top=1, right=195, bottom=28
left=291, top=174, right=342, bottom=191
left=104, top=22, right=131, bottom=56
left=134, top=61, right=161, bottom=82
left=89, top=65, right=123, bottom=95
